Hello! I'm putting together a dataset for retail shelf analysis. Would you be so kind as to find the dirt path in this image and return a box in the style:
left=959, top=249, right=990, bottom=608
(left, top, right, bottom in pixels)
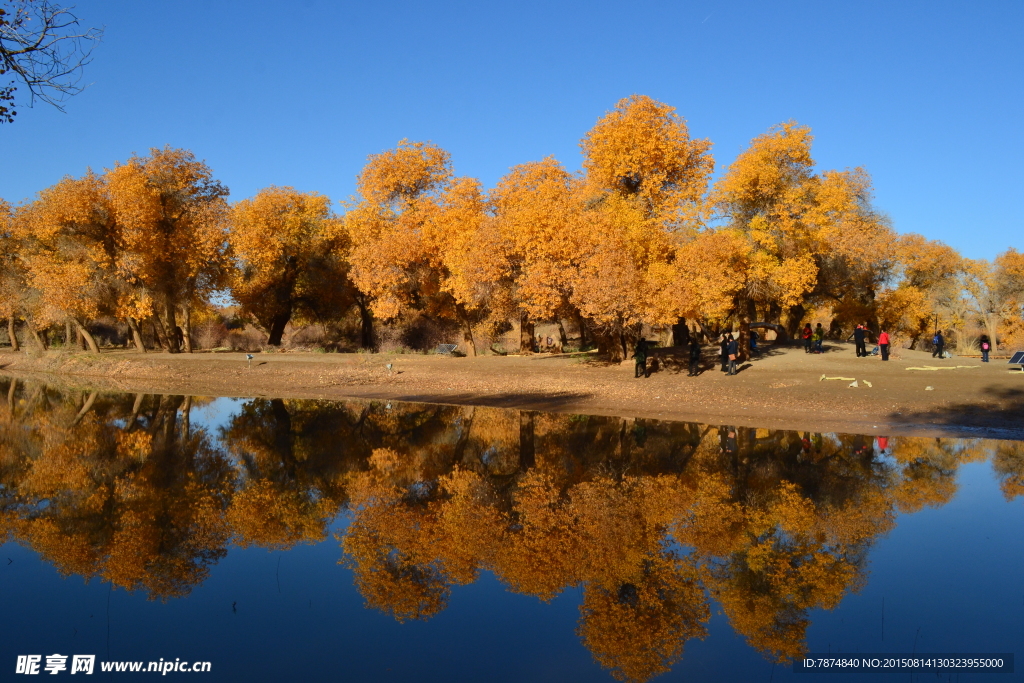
left=2, top=343, right=1022, bottom=438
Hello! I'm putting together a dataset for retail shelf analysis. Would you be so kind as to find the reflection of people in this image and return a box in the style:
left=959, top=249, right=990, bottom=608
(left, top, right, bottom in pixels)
left=878, top=329, right=890, bottom=361
left=633, top=338, right=648, bottom=378
left=980, top=334, right=991, bottom=362
left=721, top=427, right=738, bottom=455
left=688, top=338, right=701, bottom=377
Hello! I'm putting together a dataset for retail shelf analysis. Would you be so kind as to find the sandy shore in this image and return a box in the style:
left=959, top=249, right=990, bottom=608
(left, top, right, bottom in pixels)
left=2, top=342, right=1022, bottom=439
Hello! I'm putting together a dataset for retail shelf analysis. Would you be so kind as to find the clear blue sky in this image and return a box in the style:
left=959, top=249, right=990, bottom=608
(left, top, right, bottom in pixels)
left=2, top=0, right=1020, bottom=260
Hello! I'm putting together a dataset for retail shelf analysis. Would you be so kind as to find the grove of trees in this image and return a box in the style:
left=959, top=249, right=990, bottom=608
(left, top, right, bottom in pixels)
left=2, top=96, right=1022, bottom=360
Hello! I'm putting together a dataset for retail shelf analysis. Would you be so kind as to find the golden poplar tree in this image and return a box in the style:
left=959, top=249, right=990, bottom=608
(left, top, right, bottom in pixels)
left=575, top=95, right=715, bottom=360
left=490, top=157, right=586, bottom=351
left=12, top=173, right=117, bottom=352
left=713, top=122, right=894, bottom=349
left=105, top=147, right=230, bottom=352
left=228, top=186, right=346, bottom=346
left=347, top=141, right=502, bottom=354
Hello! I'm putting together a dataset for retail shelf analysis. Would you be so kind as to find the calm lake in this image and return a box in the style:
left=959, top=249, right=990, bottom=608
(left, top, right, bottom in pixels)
left=0, top=379, right=1021, bottom=681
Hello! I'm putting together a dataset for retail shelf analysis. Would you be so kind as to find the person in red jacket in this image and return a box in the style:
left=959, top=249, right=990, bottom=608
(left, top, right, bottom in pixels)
left=802, top=324, right=812, bottom=353
left=878, top=329, right=890, bottom=361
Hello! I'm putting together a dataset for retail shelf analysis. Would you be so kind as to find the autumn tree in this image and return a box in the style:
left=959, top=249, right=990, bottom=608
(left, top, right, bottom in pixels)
left=877, top=234, right=962, bottom=347
left=575, top=95, right=714, bottom=360
left=712, top=122, right=895, bottom=351
left=346, top=141, right=503, bottom=355
left=228, top=187, right=348, bottom=346
left=961, top=250, right=1024, bottom=351
left=0, top=199, right=25, bottom=349
left=490, top=157, right=586, bottom=351
left=105, top=147, right=230, bottom=352
left=12, top=172, right=121, bottom=352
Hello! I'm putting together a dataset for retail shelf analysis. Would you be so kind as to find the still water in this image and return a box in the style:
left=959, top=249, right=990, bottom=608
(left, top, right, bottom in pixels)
left=0, top=379, right=1021, bottom=681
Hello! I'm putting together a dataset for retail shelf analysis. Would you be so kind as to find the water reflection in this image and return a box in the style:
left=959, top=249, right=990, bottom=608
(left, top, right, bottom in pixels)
left=1, top=378, right=1021, bottom=682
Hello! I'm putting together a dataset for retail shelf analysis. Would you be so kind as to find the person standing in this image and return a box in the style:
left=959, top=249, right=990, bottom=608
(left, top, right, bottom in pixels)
left=854, top=324, right=866, bottom=357
left=720, top=334, right=730, bottom=372
left=749, top=329, right=759, bottom=356
left=932, top=330, right=945, bottom=358
left=688, top=337, right=701, bottom=376
left=726, top=334, right=739, bottom=375
left=813, top=323, right=824, bottom=354
left=980, top=334, right=991, bottom=362
left=802, top=324, right=813, bottom=353
left=633, top=337, right=648, bottom=378
left=878, top=329, right=890, bottom=361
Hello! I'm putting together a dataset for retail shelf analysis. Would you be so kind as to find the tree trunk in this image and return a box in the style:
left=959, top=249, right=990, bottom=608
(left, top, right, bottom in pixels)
left=65, top=320, right=74, bottom=348
left=455, top=303, right=477, bottom=357
left=519, top=311, right=535, bottom=354
left=152, top=315, right=171, bottom=351
left=574, top=311, right=588, bottom=348
left=267, top=309, right=291, bottom=346
left=74, top=319, right=100, bottom=353
left=7, top=378, right=16, bottom=412
left=127, top=393, right=145, bottom=431
left=737, top=297, right=755, bottom=362
left=785, top=303, right=806, bottom=340
left=556, top=319, right=568, bottom=350
left=181, top=395, right=191, bottom=441
left=27, top=321, right=46, bottom=350
left=518, top=410, right=535, bottom=471
left=128, top=317, right=146, bottom=353
left=72, top=391, right=98, bottom=425
left=7, top=317, right=19, bottom=352
left=160, top=298, right=179, bottom=353
left=595, top=327, right=627, bottom=363
left=181, top=306, right=193, bottom=353
left=672, top=317, right=690, bottom=346
left=356, top=296, right=376, bottom=350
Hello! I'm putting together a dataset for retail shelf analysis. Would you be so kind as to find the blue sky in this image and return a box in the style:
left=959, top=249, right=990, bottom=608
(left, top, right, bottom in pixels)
left=1, top=0, right=1020, bottom=260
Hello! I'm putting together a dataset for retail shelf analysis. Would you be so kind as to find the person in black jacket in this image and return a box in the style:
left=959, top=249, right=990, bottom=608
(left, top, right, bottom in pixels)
left=854, top=324, right=867, bottom=357
left=688, top=338, right=701, bottom=376
left=720, top=334, right=729, bottom=372
left=726, top=335, right=738, bottom=375
left=633, top=337, right=648, bottom=378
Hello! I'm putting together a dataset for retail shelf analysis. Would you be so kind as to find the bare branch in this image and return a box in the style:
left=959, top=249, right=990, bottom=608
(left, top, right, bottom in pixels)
left=0, top=0, right=103, bottom=122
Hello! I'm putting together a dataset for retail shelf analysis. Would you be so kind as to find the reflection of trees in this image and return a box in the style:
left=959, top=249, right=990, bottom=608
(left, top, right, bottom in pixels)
left=0, top=380, right=233, bottom=599
left=333, top=413, right=997, bottom=681
left=991, top=440, right=1024, bottom=501
left=0, top=380, right=1017, bottom=682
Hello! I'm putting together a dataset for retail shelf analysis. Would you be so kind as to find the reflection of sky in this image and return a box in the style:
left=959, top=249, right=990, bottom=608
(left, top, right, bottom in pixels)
left=1, top=398, right=1022, bottom=682
left=191, top=397, right=247, bottom=433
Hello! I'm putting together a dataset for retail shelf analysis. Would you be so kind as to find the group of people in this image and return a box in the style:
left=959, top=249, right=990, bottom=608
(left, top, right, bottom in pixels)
left=635, top=334, right=738, bottom=378
left=853, top=323, right=891, bottom=360
left=801, top=323, right=825, bottom=354
left=632, top=319, right=996, bottom=379
left=930, top=330, right=992, bottom=362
